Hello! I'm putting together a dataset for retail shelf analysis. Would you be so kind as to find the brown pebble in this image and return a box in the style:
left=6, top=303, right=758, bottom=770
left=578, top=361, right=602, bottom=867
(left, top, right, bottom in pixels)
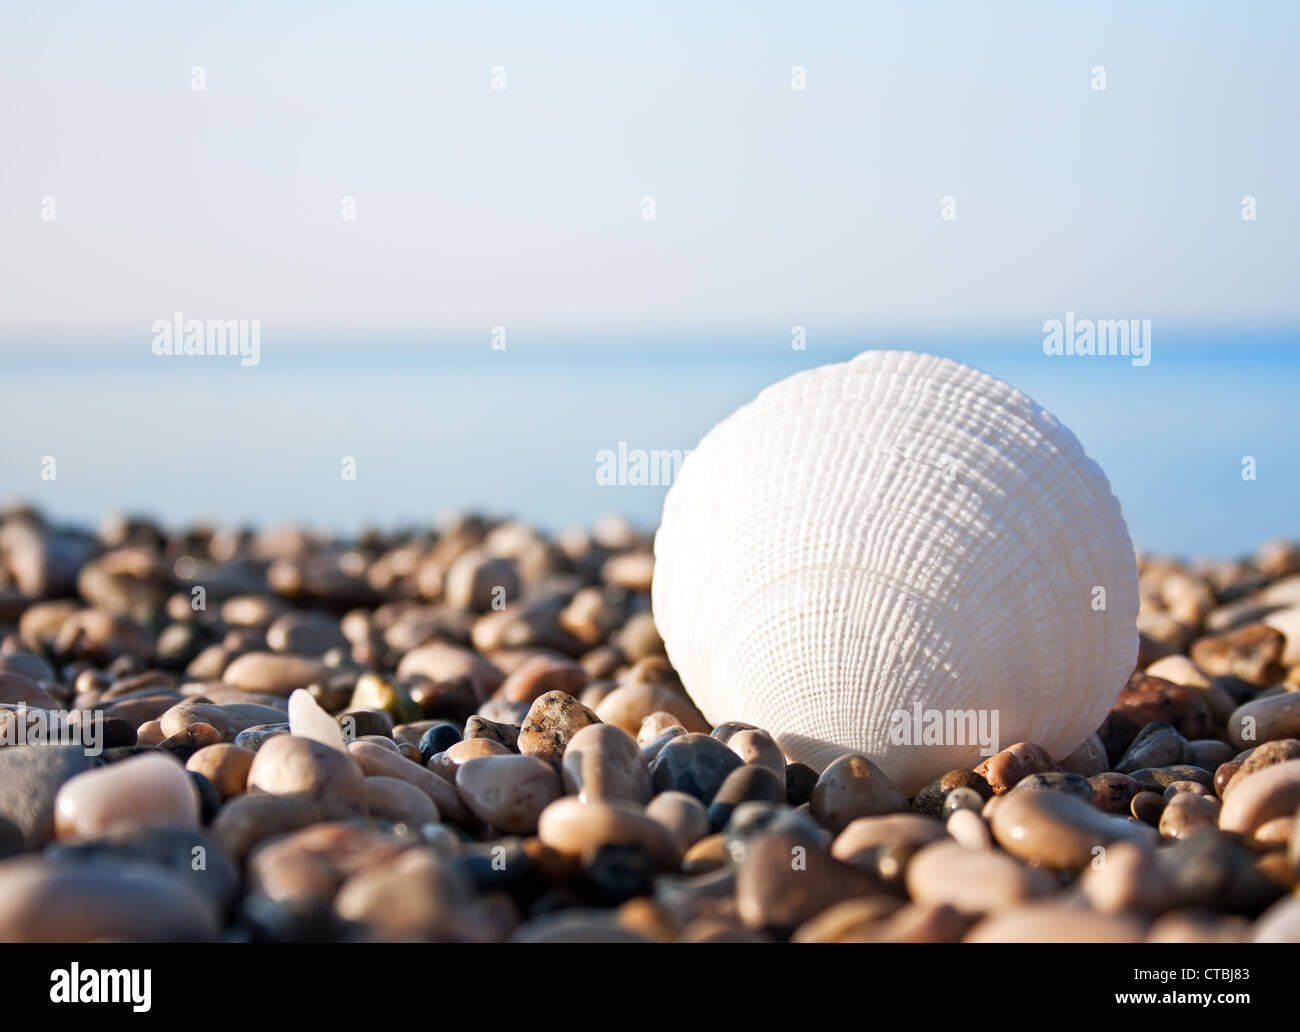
left=247, top=735, right=368, bottom=820
left=810, top=754, right=909, bottom=832
left=974, top=741, right=1059, bottom=794
left=1224, top=738, right=1300, bottom=794
left=1090, top=772, right=1141, bottom=814
left=1214, top=761, right=1242, bottom=799
left=185, top=743, right=255, bottom=800
left=136, top=719, right=166, bottom=747
left=1131, top=790, right=1166, bottom=826
left=455, top=754, right=561, bottom=833
left=1158, top=792, right=1219, bottom=839
left=495, top=655, right=586, bottom=705
left=517, top=690, right=601, bottom=768
left=1190, top=623, right=1286, bottom=687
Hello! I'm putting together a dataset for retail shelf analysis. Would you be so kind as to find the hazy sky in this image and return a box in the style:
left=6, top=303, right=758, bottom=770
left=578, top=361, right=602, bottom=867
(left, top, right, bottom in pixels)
left=1, top=0, right=1296, bottom=337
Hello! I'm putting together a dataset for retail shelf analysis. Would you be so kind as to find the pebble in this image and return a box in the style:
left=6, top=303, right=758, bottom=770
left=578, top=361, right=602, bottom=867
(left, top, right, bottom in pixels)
left=1224, top=738, right=1300, bottom=795
left=1099, top=672, right=1213, bottom=764
left=517, top=690, right=601, bottom=768
left=1131, top=791, right=1166, bottom=826
left=347, top=739, right=471, bottom=825
left=159, top=701, right=289, bottom=742
left=348, top=673, right=421, bottom=725
left=1130, top=764, right=1214, bottom=792
left=725, top=727, right=786, bottom=779
left=1147, top=911, right=1251, bottom=943
left=210, top=793, right=322, bottom=862
left=561, top=723, right=652, bottom=804
left=364, top=775, right=441, bottom=825
left=396, top=641, right=504, bottom=699
left=247, top=734, right=368, bottom=820
left=638, top=711, right=684, bottom=745
left=46, top=824, right=237, bottom=913
left=736, top=831, right=880, bottom=933
left=496, top=655, right=586, bottom=705
left=594, top=681, right=710, bottom=736
left=266, top=611, right=347, bottom=655
left=435, top=738, right=511, bottom=777
left=1115, top=721, right=1194, bottom=773
left=648, top=733, right=745, bottom=805
left=784, top=762, right=818, bottom=807
left=1218, top=758, right=1300, bottom=835
left=417, top=722, right=463, bottom=764
left=946, top=807, right=992, bottom=849
left=831, top=813, right=948, bottom=869
left=790, top=896, right=905, bottom=942
left=707, top=764, right=786, bottom=829
left=1229, top=693, right=1300, bottom=748
left=1159, top=792, right=1220, bottom=839
left=1252, top=896, right=1300, bottom=943
left=221, top=652, right=331, bottom=696
left=640, top=726, right=686, bottom=764
left=0, top=817, right=25, bottom=859
left=185, top=743, right=255, bottom=799
left=0, top=746, right=99, bottom=846
left=287, top=687, right=347, bottom=753
left=1189, top=739, right=1237, bottom=772
left=907, top=839, right=1054, bottom=915
left=940, top=787, right=985, bottom=817
left=53, top=752, right=198, bottom=839
left=1007, top=770, right=1094, bottom=801
left=810, top=753, right=908, bottom=831
left=335, top=848, right=503, bottom=942
left=1158, top=830, right=1285, bottom=914
left=1190, top=623, right=1286, bottom=686
left=682, top=831, right=732, bottom=873
left=537, top=797, right=680, bottom=868
left=0, top=672, right=57, bottom=710
left=462, top=715, right=518, bottom=750
left=840, top=902, right=970, bottom=943
left=974, top=741, right=1060, bottom=794
left=0, top=856, right=217, bottom=941
left=247, top=821, right=411, bottom=903
left=233, top=723, right=289, bottom=751
left=455, top=754, right=561, bottom=832
left=645, top=791, right=711, bottom=852
left=965, top=903, right=1145, bottom=943
left=991, top=788, right=1157, bottom=871
left=911, top=768, right=993, bottom=818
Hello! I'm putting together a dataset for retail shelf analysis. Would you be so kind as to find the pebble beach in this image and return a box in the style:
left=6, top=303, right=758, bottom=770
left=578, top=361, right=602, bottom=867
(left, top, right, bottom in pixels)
left=1, top=504, right=1299, bottom=943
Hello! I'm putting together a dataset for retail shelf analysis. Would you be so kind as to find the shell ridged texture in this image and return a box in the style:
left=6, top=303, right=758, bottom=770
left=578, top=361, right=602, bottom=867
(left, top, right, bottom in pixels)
left=652, top=351, right=1138, bottom=794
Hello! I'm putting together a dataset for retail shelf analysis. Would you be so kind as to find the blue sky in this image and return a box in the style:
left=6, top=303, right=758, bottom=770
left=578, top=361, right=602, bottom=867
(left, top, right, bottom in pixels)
left=1, top=0, right=1296, bottom=334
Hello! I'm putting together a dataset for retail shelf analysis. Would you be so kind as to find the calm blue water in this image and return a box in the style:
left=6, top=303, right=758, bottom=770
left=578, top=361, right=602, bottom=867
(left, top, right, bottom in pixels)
left=2, top=329, right=1296, bottom=558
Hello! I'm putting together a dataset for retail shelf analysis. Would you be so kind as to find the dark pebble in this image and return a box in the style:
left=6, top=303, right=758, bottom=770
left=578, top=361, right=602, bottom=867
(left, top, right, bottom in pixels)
left=707, top=764, right=786, bottom=830
left=911, top=768, right=993, bottom=818
left=1130, top=765, right=1214, bottom=792
left=648, top=733, right=744, bottom=804
left=188, top=771, right=222, bottom=823
left=418, top=722, right=463, bottom=765
left=1115, top=722, right=1193, bottom=775
left=784, top=762, right=819, bottom=807
left=1130, top=790, right=1166, bottom=826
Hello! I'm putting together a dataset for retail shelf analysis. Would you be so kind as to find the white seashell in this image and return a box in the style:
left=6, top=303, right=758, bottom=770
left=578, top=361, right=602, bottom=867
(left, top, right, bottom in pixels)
left=287, top=688, right=347, bottom=753
left=652, top=350, right=1138, bottom=795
